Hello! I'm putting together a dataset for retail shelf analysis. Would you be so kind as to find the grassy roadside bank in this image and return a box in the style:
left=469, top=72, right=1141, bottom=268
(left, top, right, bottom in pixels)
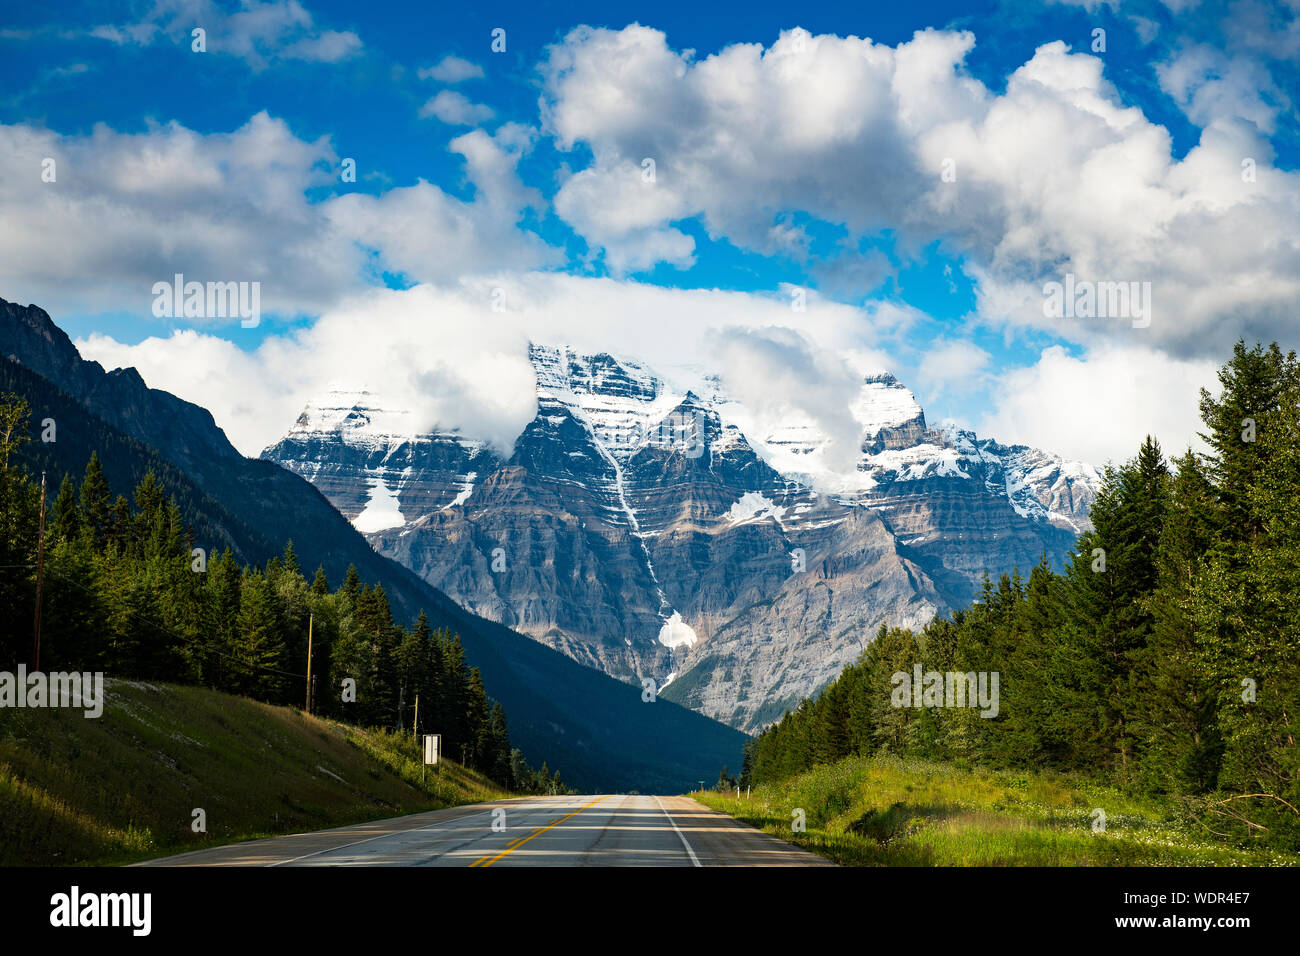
left=695, top=756, right=1295, bottom=866
left=0, top=679, right=505, bottom=866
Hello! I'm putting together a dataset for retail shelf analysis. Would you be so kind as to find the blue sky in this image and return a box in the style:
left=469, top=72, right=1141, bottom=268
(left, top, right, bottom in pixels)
left=1, top=0, right=1297, bottom=466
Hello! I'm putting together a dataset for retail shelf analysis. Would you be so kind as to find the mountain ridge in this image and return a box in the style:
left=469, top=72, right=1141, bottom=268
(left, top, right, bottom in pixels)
left=264, top=343, right=1101, bottom=732
left=0, top=297, right=748, bottom=791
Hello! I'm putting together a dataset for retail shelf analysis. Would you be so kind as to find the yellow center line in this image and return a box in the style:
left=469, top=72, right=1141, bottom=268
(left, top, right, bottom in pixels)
left=470, top=795, right=609, bottom=867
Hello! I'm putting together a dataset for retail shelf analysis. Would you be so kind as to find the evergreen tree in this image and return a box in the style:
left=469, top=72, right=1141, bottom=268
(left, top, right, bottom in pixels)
left=0, top=404, right=38, bottom=667
left=1198, top=341, right=1299, bottom=543
left=715, top=341, right=1300, bottom=852
left=0, top=409, right=530, bottom=791
left=342, top=564, right=361, bottom=603
left=49, top=474, right=80, bottom=543
left=0, top=392, right=31, bottom=471
left=235, top=569, right=286, bottom=700
left=487, top=703, right=513, bottom=788
left=310, top=567, right=330, bottom=596
left=78, top=452, right=111, bottom=549
left=1132, top=451, right=1224, bottom=794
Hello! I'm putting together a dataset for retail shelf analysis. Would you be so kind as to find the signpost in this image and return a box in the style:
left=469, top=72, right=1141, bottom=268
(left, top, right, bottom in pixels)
left=422, top=734, right=440, bottom=783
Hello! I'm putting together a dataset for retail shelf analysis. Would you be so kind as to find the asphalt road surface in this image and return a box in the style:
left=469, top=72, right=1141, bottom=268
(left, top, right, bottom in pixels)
left=135, top=794, right=832, bottom=867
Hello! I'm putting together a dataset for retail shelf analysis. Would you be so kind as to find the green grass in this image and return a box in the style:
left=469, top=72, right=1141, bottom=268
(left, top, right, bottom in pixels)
left=0, top=679, right=505, bottom=866
left=696, top=756, right=1298, bottom=866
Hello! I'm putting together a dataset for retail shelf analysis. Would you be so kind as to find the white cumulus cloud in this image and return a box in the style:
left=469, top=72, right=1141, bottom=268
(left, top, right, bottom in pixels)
left=419, top=90, right=496, bottom=125
left=538, top=24, right=1300, bottom=359
left=0, top=115, right=552, bottom=319
left=977, top=344, right=1220, bottom=466
left=420, top=55, right=485, bottom=83
left=74, top=276, right=893, bottom=466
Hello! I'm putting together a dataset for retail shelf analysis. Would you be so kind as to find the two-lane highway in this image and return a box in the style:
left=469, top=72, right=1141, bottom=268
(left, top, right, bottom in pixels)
left=135, top=795, right=832, bottom=867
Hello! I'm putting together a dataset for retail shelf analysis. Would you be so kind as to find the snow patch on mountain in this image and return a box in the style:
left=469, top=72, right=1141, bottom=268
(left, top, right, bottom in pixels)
left=274, top=348, right=1100, bottom=540
left=531, top=344, right=687, bottom=460
left=657, top=612, right=698, bottom=649
left=713, top=373, right=927, bottom=493
left=290, top=385, right=419, bottom=447
left=352, top=477, right=405, bottom=533
left=285, top=385, right=494, bottom=462
left=852, top=373, right=925, bottom=438
left=275, top=347, right=1100, bottom=540
left=445, top=472, right=476, bottom=510
left=725, top=491, right=787, bottom=526
left=862, top=443, right=973, bottom=481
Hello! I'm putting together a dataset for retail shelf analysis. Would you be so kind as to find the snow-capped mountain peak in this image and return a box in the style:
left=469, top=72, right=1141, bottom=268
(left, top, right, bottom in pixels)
left=262, top=343, right=1102, bottom=733
left=288, top=384, right=420, bottom=445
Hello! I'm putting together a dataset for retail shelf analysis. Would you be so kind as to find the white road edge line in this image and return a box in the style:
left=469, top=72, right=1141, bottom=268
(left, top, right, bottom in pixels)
left=654, top=796, right=701, bottom=867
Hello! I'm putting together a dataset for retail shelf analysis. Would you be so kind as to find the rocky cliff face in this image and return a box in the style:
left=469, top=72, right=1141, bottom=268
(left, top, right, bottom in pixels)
left=263, top=345, right=1101, bottom=732
left=267, top=387, right=499, bottom=532
left=1, top=299, right=240, bottom=471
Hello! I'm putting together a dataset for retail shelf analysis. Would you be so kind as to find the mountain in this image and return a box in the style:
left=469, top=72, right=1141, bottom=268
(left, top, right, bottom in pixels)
left=264, top=345, right=1101, bottom=732
left=766, top=371, right=1097, bottom=608
left=0, top=298, right=748, bottom=791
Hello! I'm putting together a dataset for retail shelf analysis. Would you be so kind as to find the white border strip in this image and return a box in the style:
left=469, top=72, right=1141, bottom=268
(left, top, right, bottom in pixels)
left=654, top=796, right=701, bottom=867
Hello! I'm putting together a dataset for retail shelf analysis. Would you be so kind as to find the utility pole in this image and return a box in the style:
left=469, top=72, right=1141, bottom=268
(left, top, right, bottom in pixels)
left=413, top=693, right=419, bottom=742
left=33, top=471, right=46, bottom=671
left=305, top=614, right=313, bottom=714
